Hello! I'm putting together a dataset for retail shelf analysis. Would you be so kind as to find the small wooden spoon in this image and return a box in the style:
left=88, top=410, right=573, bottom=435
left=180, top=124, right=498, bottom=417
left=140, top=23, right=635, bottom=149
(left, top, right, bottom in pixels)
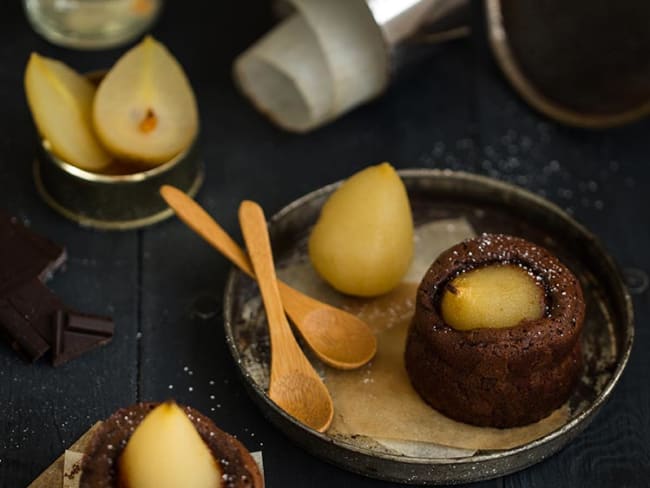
left=239, top=200, right=334, bottom=432
left=160, top=185, right=376, bottom=370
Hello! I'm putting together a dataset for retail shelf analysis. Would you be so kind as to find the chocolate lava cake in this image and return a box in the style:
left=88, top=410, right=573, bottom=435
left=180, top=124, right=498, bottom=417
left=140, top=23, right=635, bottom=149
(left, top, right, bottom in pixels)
left=80, top=402, right=263, bottom=488
left=405, top=234, right=585, bottom=428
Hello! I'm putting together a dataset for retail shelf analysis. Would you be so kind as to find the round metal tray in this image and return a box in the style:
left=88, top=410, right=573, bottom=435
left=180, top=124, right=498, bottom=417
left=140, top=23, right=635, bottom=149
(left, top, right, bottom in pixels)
left=223, top=169, right=633, bottom=484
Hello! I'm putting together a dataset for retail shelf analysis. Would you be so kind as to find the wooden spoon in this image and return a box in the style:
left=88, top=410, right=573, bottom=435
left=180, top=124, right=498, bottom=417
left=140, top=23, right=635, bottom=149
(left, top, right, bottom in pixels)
left=239, top=200, right=334, bottom=432
left=159, top=185, right=376, bottom=370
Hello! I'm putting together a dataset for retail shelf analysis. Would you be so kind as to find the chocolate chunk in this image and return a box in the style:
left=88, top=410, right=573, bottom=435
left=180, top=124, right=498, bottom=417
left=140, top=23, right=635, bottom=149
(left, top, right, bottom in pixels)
left=0, top=210, right=66, bottom=296
left=0, top=211, right=113, bottom=366
left=51, top=310, right=114, bottom=367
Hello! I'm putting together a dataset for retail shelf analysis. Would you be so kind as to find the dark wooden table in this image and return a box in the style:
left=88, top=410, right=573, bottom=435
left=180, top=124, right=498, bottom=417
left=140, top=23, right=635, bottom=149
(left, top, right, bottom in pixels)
left=1, top=2, right=649, bottom=487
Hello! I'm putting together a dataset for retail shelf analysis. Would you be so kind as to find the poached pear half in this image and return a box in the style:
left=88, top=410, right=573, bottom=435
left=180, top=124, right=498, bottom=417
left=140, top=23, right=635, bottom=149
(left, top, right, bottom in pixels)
left=93, top=36, right=198, bottom=165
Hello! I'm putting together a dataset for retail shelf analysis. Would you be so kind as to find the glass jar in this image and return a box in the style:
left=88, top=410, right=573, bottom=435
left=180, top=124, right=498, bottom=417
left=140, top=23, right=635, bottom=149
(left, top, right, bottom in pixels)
left=23, top=0, right=163, bottom=50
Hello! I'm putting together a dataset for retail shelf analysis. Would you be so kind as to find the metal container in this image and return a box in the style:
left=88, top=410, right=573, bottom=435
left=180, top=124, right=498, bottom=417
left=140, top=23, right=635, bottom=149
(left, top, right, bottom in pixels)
left=33, top=136, right=203, bottom=231
left=369, top=0, right=649, bottom=127
left=223, top=169, right=634, bottom=484
left=485, top=0, right=650, bottom=128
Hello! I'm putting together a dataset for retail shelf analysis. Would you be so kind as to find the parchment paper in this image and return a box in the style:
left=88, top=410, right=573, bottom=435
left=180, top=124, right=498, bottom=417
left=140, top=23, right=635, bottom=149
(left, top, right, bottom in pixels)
left=28, top=422, right=102, bottom=488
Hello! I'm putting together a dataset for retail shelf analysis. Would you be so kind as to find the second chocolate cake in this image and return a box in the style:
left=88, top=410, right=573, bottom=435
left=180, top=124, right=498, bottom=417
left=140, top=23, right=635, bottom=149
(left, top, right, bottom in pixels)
left=80, top=401, right=263, bottom=487
left=405, top=233, right=585, bottom=428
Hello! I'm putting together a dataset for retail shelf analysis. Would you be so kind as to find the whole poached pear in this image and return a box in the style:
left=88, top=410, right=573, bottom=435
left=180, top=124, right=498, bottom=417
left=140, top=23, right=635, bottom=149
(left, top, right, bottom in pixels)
left=309, top=163, right=413, bottom=297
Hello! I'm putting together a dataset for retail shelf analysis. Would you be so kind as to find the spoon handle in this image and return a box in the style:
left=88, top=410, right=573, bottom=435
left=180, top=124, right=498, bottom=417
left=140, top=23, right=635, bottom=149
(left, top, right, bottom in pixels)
left=160, top=185, right=254, bottom=277
left=238, top=200, right=298, bottom=366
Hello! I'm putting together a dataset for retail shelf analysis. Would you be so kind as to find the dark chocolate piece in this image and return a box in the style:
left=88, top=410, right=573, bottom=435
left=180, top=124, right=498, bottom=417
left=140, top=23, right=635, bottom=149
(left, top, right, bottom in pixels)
left=0, top=210, right=66, bottom=296
left=0, top=211, right=114, bottom=365
left=51, top=310, right=114, bottom=367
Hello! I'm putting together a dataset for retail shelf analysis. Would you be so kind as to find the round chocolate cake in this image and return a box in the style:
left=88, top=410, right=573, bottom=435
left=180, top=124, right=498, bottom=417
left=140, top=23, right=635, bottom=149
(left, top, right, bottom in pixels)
left=80, top=402, right=263, bottom=488
left=405, top=234, right=585, bottom=428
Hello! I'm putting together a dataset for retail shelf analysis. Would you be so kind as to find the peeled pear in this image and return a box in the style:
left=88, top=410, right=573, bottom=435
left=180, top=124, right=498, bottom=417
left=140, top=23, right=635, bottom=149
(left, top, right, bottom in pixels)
left=440, top=264, right=545, bottom=330
left=93, top=36, right=198, bottom=165
left=309, top=163, right=413, bottom=297
left=24, top=53, right=112, bottom=172
left=118, top=401, right=222, bottom=488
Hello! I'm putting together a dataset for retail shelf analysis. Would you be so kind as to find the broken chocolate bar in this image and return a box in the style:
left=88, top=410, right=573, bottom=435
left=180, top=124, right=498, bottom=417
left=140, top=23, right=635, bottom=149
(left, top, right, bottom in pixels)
left=0, top=211, right=114, bottom=365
